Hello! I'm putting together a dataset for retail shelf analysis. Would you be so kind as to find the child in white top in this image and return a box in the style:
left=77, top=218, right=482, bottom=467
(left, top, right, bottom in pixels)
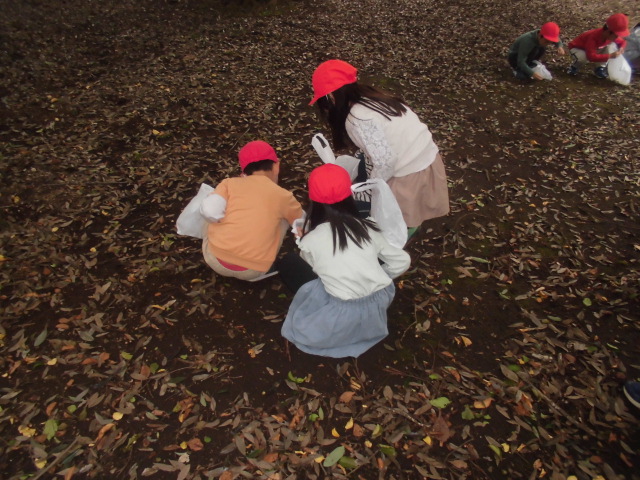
left=280, top=164, right=410, bottom=358
left=309, top=59, right=450, bottom=235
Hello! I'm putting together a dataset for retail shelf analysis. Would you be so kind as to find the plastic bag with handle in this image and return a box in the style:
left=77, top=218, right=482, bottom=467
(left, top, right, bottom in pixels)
left=351, top=179, right=407, bottom=248
left=311, top=133, right=360, bottom=181
left=176, top=183, right=214, bottom=238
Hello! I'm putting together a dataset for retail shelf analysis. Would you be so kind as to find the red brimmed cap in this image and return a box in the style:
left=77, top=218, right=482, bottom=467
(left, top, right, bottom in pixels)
left=309, top=59, right=358, bottom=105
left=238, top=140, right=279, bottom=171
left=606, top=13, right=629, bottom=37
left=540, top=22, right=560, bottom=43
left=308, top=164, right=352, bottom=204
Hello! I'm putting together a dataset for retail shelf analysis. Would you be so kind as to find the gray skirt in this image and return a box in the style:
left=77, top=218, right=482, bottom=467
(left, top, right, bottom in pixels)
left=281, top=279, right=395, bottom=358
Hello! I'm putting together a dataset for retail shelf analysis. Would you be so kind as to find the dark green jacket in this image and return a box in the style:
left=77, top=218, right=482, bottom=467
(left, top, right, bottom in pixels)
left=508, top=30, right=542, bottom=77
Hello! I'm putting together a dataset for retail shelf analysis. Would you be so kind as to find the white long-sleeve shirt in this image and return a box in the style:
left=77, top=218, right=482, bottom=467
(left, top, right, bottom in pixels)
left=345, top=103, right=439, bottom=181
left=298, top=222, right=410, bottom=300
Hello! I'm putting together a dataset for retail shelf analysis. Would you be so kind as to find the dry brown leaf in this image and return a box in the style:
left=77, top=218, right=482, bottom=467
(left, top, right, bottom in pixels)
left=187, top=438, right=204, bottom=451
left=339, top=391, right=356, bottom=403
left=95, top=423, right=115, bottom=443
left=64, top=466, right=77, bottom=480
left=429, top=414, right=452, bottom=445
left=263, top=452, right=279, bottom=463
left=219, top=471, right=234, bottom=480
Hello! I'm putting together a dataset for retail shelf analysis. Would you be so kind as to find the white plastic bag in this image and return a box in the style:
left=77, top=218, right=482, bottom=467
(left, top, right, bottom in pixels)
left=608, top=55, right=632, bottom=85
left=335, top=155, right=360, bottom=181
left=312, top=133, right=360, bottom=180
left=351, top=179, right=407, bottom=248
left=532, top=61, right=553, bottom=80
left=176, top=183, right=214, bottom=238
left=311, top=133, right=335, bottom=164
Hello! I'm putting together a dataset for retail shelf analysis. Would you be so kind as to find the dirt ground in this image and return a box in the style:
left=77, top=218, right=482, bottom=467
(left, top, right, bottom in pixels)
left=1, top=0, right=639, bottom=479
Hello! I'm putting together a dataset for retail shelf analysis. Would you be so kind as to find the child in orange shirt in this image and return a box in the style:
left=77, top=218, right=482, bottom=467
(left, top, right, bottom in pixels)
left=201, top=141, right=302, bottom=281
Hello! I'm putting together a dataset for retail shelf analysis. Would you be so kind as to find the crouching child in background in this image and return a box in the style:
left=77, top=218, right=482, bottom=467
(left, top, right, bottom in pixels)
left=567, top=13, right=629, bottom=78
left=508, top=22, right=566, bottom=80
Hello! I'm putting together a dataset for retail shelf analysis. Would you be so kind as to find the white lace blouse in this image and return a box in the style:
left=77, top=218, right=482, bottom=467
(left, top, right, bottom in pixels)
left=345, top=102, right=439, bottom=180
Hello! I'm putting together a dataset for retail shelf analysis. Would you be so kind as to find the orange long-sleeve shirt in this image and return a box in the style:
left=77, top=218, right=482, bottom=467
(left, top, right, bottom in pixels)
left=206, top=175, right=302, bottom=271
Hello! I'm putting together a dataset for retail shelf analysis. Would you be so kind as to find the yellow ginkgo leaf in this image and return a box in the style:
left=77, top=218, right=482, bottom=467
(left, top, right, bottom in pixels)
left=47, top=358, right=58, bottom=366
left=180, top=441, right=188, bottom=449
left=18, top=425, right=36, bottom=437
left=112, top=412, right=124, bottom=421
left=473, top=398, right=493, bottom=409
left=35, top=458, right=47, bottom=469
left=331, top=428, right=340, bottom=438
left=344, top=417, right=354, bottom=430
left=423, top=435, right=432, bottom=446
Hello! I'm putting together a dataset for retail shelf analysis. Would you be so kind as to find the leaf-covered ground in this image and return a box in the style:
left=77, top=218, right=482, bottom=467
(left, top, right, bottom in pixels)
left=1, top=0, right=639, bottom=479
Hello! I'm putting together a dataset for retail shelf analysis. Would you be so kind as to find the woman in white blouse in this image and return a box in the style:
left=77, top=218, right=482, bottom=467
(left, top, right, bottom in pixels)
left=309, top=59, right=450, bottom=237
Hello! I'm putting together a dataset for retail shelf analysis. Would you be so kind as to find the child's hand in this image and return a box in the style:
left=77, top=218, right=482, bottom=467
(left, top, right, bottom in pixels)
left=291, top=218, right=305, bottom=239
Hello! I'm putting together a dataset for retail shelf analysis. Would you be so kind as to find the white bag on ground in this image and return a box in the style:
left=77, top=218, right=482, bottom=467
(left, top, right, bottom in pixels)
left=532, top=61, right=552, bottom=80
left=351, top=179, right=407, bottom=249
left=176, top=183, right=214, bottom=238
left=608, top=55, right=632, bottom=85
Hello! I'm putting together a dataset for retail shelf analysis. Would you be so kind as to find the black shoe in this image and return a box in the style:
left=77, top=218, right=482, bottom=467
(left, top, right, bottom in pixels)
left=594, top=66, right=608, bottom=79
left=567, top=65, right=579, bottom=76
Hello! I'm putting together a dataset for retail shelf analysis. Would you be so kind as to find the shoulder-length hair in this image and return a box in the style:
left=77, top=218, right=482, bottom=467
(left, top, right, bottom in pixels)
left=315, top=82, right=407, bottom=150
left=302, top=196, right=380, bottom=254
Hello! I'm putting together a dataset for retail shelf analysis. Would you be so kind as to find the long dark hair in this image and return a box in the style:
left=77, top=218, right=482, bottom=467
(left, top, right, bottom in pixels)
left=303, top=196, right=380, bottom=254
left=316, top=82, right=407, bottom=150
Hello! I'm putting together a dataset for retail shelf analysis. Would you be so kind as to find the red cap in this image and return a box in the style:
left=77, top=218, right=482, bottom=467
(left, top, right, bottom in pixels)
left=606, top=13, right=629, bottom=37
left=309, top=60, right=358, bottom=105
left=308, top=164, right=352, bottom=204
left=238, top=140, right=279, bottom=171
left=540, top=22, right=560, bottom=43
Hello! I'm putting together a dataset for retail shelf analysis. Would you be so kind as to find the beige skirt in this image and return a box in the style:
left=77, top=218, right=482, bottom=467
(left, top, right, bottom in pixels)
left=387, top=154, right=450, bottom=228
